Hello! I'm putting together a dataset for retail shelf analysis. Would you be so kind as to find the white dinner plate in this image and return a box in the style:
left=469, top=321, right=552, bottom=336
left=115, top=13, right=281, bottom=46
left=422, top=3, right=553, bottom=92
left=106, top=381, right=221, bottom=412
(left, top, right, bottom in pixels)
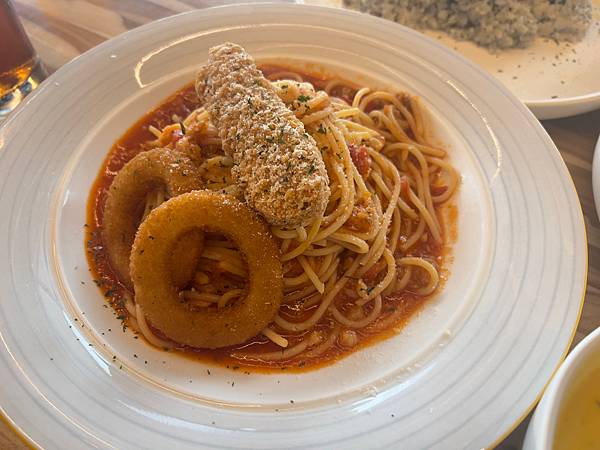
left=0, top=4, right=586, bottom=449
left=305, top=0, right=600, bottom=120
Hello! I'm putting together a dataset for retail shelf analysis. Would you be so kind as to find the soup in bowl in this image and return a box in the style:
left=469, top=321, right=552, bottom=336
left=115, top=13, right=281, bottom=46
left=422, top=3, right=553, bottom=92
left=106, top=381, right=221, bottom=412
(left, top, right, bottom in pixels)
left=524, top=325, right=600, bottom=449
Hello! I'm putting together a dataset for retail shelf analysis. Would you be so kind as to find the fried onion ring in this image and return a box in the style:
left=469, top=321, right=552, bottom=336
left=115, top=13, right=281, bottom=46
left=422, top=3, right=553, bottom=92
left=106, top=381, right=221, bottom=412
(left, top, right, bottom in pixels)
left=130, top=190, right=283, bottom=349
left=103, top=148, right=204, bottom=288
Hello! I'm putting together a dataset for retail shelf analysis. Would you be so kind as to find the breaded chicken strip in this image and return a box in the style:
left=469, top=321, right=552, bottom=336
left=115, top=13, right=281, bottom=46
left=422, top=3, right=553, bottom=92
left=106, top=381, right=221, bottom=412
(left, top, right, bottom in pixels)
left=196, top=43, right=330, bottom=227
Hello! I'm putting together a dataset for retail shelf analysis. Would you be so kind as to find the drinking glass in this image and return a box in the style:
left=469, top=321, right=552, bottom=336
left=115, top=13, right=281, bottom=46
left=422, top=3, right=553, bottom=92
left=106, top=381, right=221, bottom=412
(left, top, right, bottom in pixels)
left=0, top=0, right=47, bottom=120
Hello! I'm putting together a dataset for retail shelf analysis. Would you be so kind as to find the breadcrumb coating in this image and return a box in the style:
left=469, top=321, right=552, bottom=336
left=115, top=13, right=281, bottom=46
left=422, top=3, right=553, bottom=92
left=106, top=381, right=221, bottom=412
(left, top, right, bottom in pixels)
left=103, top=148, right=204, bottom=289
left=130, top=190, right=283, bottom=349
left=196, top=42, right=330, bottom=227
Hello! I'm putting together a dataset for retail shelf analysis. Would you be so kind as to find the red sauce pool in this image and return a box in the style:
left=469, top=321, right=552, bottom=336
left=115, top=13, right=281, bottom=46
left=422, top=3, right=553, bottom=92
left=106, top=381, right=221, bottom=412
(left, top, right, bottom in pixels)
left=85, top=66, right=457, bottom=373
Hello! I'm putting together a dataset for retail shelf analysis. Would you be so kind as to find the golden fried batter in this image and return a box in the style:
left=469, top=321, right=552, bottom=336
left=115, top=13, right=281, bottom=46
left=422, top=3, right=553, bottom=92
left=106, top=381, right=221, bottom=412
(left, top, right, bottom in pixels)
left=196, top=42, right=330, bottom=227
left=130, top=190, right=283, bottom=349
left=103, top=149, right=204, bottom=288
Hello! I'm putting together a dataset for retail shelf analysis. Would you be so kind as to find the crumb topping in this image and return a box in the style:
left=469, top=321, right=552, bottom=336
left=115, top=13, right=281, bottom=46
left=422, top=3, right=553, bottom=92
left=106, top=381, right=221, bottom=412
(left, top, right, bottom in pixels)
left=196, top=43, right=330, bottom=227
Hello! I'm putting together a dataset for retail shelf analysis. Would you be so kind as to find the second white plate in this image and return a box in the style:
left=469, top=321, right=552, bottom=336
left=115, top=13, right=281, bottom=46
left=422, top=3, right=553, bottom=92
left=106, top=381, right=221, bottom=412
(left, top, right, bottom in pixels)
left=306, top=0, right=600, bottom=119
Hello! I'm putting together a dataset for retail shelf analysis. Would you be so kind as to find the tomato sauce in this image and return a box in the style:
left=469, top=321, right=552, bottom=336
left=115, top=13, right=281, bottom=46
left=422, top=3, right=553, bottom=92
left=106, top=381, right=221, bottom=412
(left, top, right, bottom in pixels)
left=85, top=66, right=457, bottom=373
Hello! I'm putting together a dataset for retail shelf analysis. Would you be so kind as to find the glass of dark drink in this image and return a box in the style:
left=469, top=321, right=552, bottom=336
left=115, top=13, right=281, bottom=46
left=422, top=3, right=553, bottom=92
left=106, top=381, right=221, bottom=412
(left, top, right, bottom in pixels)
left=0, top=0, right=47, bottom=120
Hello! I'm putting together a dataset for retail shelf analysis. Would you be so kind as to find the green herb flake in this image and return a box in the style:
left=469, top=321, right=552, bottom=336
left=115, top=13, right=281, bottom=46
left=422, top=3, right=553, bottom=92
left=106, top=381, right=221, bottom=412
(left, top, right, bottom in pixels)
left=297, top=94, right=311, bottom=102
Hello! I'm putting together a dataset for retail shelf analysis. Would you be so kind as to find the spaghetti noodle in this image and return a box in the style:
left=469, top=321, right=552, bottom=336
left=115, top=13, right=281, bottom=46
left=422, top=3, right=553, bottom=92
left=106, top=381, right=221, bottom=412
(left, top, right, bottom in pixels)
left=86, top=64, right=459, bottom=370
